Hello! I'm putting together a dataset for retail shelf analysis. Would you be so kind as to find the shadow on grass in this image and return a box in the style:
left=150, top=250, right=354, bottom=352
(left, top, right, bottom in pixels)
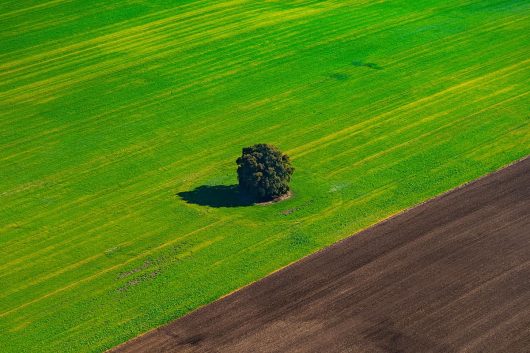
left=177, top=185, right=255, bottom=208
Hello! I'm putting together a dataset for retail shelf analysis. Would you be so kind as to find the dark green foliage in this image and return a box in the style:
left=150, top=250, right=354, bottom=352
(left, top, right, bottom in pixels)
left=236, top=144, right=294, bottom=202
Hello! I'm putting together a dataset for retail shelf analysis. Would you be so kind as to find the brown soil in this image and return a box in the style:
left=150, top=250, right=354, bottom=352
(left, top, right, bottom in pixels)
left=257, top=190, right=293, bottom=206
left=111, top=157, right=530, bottom=353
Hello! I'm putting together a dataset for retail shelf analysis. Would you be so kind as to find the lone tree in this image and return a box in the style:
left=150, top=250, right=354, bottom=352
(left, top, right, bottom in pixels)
left=236, top=144, right=294, bottom=202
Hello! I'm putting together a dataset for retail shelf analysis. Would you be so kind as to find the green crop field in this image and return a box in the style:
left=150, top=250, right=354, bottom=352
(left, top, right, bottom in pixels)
left=1, top=0, right=529, bottom=352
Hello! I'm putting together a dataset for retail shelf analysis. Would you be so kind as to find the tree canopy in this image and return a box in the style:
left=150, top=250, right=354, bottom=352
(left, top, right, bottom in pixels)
left=236, top=144, right=294, bottom=202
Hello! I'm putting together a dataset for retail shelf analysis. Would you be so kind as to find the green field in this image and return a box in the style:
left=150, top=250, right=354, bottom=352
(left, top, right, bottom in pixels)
left=1, top=0, right=529, bottom=352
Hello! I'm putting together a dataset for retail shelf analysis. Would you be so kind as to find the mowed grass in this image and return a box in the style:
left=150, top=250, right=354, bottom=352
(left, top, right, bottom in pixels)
left=1, top=0, right=529, bottom=352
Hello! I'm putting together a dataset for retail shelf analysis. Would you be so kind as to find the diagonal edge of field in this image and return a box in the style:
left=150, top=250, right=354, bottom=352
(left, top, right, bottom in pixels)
left=212, top=155, right=530, bottom=302
left=109, top=154, right=530, bottom=352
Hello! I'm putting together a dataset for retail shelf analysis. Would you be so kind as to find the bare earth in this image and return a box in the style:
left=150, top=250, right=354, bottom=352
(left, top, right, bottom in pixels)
left=112, top=158, right=530, bottom=353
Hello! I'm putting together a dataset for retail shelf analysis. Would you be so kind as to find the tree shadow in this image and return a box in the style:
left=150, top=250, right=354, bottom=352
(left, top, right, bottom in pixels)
left=177, top=185, right=255, bottom=208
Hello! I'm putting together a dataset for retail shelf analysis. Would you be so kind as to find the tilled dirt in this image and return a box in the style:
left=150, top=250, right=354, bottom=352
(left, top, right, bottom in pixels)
left=112, top=157, right=530, bottom=353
